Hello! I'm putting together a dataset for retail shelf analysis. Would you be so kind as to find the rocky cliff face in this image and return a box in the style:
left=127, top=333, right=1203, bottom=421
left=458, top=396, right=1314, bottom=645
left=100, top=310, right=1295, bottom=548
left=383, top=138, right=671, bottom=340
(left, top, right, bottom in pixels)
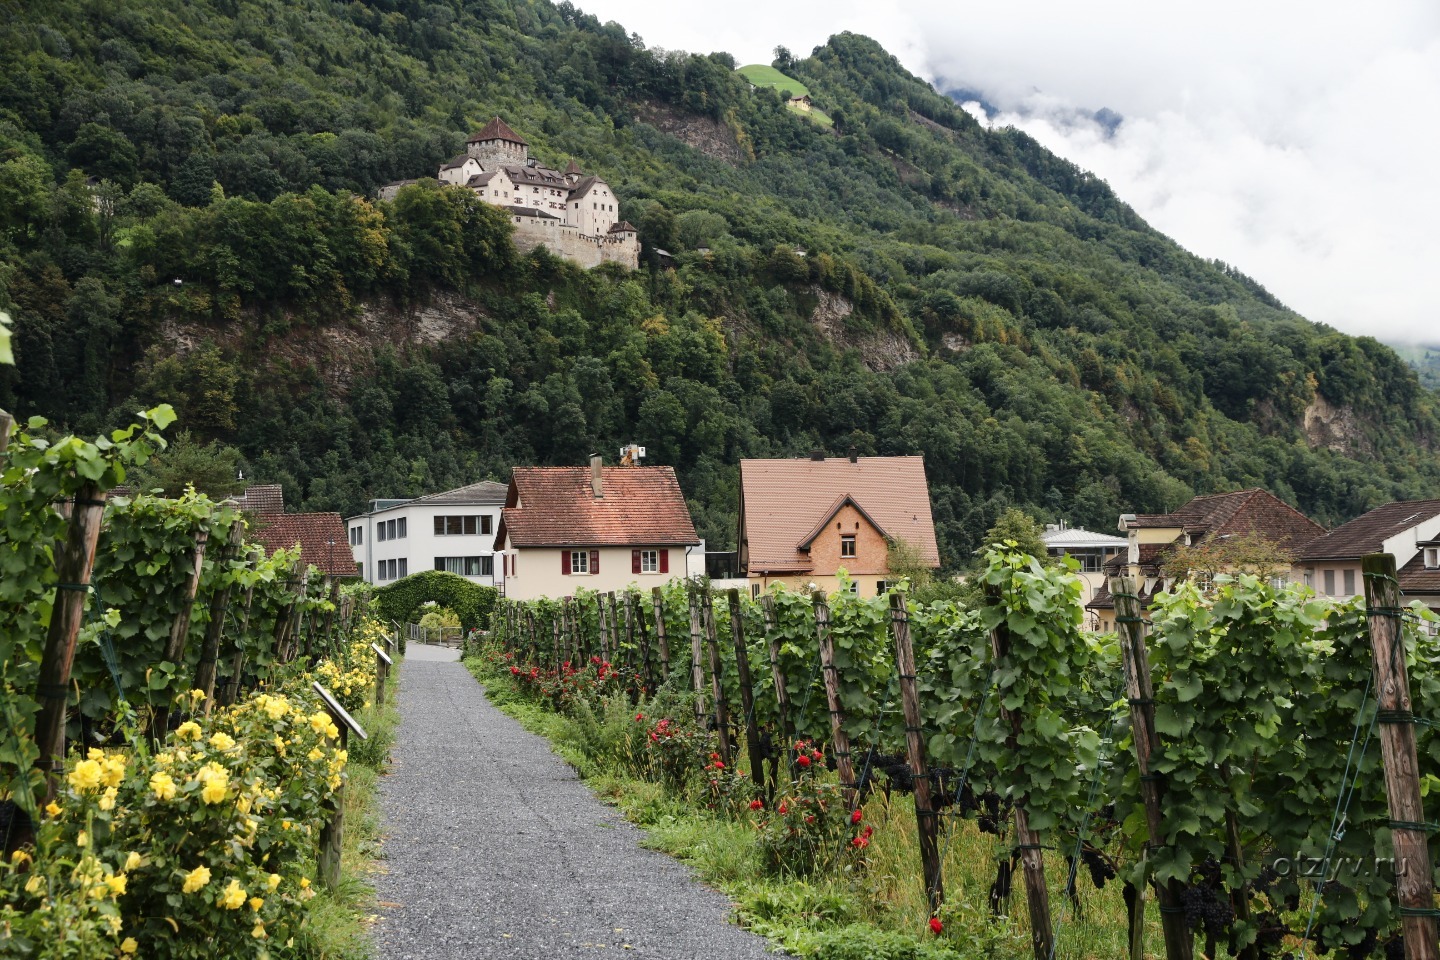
left=1303, top=394, right=1370, bottom=454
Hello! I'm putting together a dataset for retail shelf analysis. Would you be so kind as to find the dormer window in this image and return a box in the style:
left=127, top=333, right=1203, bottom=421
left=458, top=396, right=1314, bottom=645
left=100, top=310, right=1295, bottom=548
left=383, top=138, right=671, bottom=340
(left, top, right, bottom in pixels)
left=1426, top=547, right=1440, bottom=569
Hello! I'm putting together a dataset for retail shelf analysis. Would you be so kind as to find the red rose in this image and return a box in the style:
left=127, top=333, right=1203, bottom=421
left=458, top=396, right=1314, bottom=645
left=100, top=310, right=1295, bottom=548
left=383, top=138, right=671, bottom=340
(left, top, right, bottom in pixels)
left=929, top=917, right=943, bottom=935
left=805, top=815, right=816, bottom=824
left=777, top=803, right=788, bottom=815
left=635, top=713, right=644, bottom=721
left=797, top=755, right=811, bottom=768
left=851, top=809, right=863, bottom=825
left=749, top=799, right=764, bottom=811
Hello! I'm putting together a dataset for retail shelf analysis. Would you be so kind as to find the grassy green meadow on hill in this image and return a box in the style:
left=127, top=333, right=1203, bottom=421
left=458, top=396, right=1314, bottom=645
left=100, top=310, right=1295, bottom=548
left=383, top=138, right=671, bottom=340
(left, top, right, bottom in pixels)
left=0, top=0, right=1437, bottom=567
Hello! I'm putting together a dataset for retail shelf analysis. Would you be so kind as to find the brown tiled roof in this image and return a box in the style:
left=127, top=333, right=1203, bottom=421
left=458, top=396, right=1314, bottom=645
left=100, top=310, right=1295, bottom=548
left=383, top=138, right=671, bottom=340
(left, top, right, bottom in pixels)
left=564, top=159, right=582, bottom=175
left=608, top=221, right=637, bottom=233
left=441, top=153, right=472, bottom=170
left=468, top=116, right=528, bottom=146
left=1127, top=489, right=1324, bottom=556
left=740, top=457, right=940, bottom=573
left=232, top=484, right=285, bottom=516
left=250, top=513, right=357, bottom=578
left=504, top=164, right=571, bottom=188
left=1399, top=552, right=1440, bottom=597
left=569, top=175, right=600, bottom=199
left=1298, top=500, right=1440, bottom=561
left=467, top=171, right=498, bottom=187
left=1102, top=542, right=1171, bottom=574
left=498, top=466, right=699, bottom=548
left=1087, top=577, right=1169, bottom=611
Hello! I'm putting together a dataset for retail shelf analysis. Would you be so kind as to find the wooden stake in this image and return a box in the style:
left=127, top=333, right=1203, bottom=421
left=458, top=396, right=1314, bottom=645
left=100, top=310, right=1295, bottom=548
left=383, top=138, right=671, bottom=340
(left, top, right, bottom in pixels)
left=688, top=585, right=708, bottom=729
left=551, top=614, right=562, bottom=673
left=598, top=594, right=611, bottom=661
left=652, top=587, right=670, bottom=683
left=986, top=585, right=1054, bottom=960
left=223, top=549, right=261, bottom=706
left=728, top=589, right=765, bottom=787
left=0, top=407, right=13, bottom=454
left=317, top=722, right=348, bottom=890
left=704, top=588, right=733, bottom=764
left=889, top=592, right=943, bottom=915
left=374, top=648, right=387, bottom=707
left=1109, top=575, right=1193, bottom=960
left=155, top=529, right=210, bottom=736
left=606, top=591, right=621, bottom=667
left=813, top=591, right=856, bottom=807
left=634, top=591, right=653, bottom=691
left=760, top=595, right=794, bottom=793
left=524, top=609, right=537, bottom=662
left=1362, top=553, right=1440, bottom=960
left=193, top=539, right=238, bottom=707
left=33, top=485, right=107, bottom=799
left=622, top=591, right=637, bottom=679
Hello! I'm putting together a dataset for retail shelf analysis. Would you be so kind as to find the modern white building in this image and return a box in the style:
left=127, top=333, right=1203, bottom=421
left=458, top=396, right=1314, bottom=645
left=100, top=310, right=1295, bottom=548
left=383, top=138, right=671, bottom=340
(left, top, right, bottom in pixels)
left=346, top=481, right=508, bottom=586
left=1040, top=521, right=1128, bottom=617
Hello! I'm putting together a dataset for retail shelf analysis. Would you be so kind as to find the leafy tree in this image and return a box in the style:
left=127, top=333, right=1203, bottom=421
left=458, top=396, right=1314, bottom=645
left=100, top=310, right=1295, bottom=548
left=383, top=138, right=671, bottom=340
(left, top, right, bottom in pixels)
left=125, top=430, right=245, bottom=499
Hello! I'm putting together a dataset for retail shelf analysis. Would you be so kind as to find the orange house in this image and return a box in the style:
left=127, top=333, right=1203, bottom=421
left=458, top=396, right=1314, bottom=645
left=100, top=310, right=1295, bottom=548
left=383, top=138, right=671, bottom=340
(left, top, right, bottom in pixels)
left=737, top=453, right=940, bottom=598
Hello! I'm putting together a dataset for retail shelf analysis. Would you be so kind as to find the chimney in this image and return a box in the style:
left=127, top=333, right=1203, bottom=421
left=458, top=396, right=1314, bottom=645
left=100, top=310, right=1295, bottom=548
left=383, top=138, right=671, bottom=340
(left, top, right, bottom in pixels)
left=809, top=449, right=825, bottom=462
left=590, top=454, right=603, bottom=498
left=848, top=446, right=858, bottom=463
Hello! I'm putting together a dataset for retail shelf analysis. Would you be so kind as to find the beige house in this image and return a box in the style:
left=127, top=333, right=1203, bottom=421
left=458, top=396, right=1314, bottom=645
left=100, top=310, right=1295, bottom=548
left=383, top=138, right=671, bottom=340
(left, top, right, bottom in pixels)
left=495, top=457, right=702, bottom=601
left=1294, top=499, right=1440, bottom=610
left=737, top=453, right=940, bottom=598
left=1088, top=488, right=1326, bottom=632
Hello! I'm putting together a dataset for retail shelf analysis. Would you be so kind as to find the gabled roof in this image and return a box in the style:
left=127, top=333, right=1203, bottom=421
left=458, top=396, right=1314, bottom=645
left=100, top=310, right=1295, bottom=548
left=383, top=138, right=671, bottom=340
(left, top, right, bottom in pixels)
left=506, top=206, right=560, bottom=220
left=1399, top=551, right=1440, bottom=597
left=467, top=171, right=498, bottom=187
left=440, top=153, right=474, bottom=170
left=569, top=175, right=600, bottom=199
left=1125, top=489, right=1324, bottom=555
left=1298, top=500, right=1440, bottom=561
left=564, top=159, right=582, bottom=175
left=1102, top=542, right=1170, bottom=575
left=740, top=457, right=940, bottom=573
left=468, top=116, right=528, bottom=146
left=797, top=495, right=889, bottom=551
left=497, top=466, right=699, bottom=548
left=250, top=513, right=357, bottom=578
left=411, top=480, right=508, bottom=506
left=505, top=164, right=570, bottom=188
left=231, top=484, right=285, bottom=516
left=609, top=220, right=637, bottom=233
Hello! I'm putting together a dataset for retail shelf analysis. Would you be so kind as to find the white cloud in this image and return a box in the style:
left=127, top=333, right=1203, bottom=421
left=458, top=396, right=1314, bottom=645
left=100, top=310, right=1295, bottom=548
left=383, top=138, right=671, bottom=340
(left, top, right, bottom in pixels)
left=579, top=0, right=1440, bottom=342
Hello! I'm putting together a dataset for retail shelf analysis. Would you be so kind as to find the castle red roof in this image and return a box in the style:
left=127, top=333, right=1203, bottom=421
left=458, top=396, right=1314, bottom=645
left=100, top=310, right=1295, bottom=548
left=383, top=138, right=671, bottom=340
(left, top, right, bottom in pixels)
left=497, top=466, right=699, bottom=548
left=468, top=116, right=528, bottom=146
left=250, top=513, right=358, bottom=578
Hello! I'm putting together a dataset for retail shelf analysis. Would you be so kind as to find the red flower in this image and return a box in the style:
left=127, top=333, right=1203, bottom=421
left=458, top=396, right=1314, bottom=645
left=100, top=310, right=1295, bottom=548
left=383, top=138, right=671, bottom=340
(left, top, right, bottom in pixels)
left=851, top=809, right=863, bottom=825
left=851, top=836, right=869, bottom=849
left=862, top=825, right=873, bottom=838
left=777, top=803, right=788, bottom=815
left=797, top=755, right=811, bottom=768
left=812, top=751, right=824, bottom=763
left=510, top=666, right=520, bottom=675
left=805, top=815, right=816, bottom=824
left=749, top=799, right=764, bottom=811
left=712, top=761, right=725, bottom=770
left=635, top=713, right=645, bottom=721
left=929, top=917, right=943, bottom=935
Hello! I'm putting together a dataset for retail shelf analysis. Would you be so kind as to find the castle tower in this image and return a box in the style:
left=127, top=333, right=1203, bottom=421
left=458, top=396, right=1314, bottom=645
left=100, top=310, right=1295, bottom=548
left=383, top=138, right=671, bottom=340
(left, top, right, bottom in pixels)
left=563, top=159, right=582, bottom=185
left=466, top=116, right=529, bottom=169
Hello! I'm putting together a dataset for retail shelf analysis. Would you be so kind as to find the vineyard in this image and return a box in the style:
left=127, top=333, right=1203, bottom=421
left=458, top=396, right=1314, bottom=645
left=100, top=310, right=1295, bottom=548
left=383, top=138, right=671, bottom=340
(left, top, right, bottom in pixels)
left=476, top=555, right=1440, bottom=960
left=0, top=403, right=399, bottom=958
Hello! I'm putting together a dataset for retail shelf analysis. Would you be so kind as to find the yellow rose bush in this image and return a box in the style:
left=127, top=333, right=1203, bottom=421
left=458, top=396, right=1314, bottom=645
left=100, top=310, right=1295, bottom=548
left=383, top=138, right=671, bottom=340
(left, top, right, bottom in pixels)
left=0, top=687, right=343, bottom=959
left=313, top=630, right=384, bottom=715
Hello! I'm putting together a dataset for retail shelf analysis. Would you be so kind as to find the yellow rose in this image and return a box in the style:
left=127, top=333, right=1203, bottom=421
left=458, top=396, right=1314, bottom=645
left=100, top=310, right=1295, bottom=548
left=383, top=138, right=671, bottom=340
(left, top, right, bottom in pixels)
left=209, top=732, right=236, bottom=751
left=236, top=794, right=253, bottom=815
left=252, top=922, right=267, bottom=939
left=188, top=688, right=206, bottom=704
left=307, top=748, right=324, bottom=762
left=150, top=772, right=177, bottom=801
left=219, top=879, right=246, bottom=910
left=124, top=852, right=143, bottom=872
left=44, top=801, right=60, bottom=817
left=99, top=787, right=118, bottom=811
left=266, top=873, right=281, bottom=891
left=24, top=875, right=43, bottom=895
left=106, top=874, right=127, bottom=896
left=175, top=721, right=202, bottom=742
left=67, top=759, right=103, bottom=792
left=201, top=773, right=228, bottom=805
left=249, top=896, right=264, bottom=912
left=308, top=712, right=331, bottom=734
left=326, top=722, right=339, bottom=739
left=182, top=865, right=211, bottom=894
left=273, top=736, right=287, bottom=755
left=299, top=877, right=310, bottom=889
left=76, top=830, right=89, bottom=848
left=102, top=754, right=127, bottom=788
left=120, top=938, right=138, bottom=955
left=9, top=850, right=30, bottom=865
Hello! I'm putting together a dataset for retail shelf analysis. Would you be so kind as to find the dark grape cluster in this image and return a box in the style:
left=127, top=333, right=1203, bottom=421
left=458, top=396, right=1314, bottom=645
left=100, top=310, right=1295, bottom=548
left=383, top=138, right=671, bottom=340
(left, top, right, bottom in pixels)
left=1179, top=859, right=1235, bottom=940
left=1081, top=846, right=1115, bottom=890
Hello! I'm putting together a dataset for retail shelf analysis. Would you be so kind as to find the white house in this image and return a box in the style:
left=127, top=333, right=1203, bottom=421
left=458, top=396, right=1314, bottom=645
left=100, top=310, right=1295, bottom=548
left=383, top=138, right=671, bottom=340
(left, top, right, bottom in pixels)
left=1040, top=521, right=1128, bottom=617
left=346, top=480, right=508, bottom=586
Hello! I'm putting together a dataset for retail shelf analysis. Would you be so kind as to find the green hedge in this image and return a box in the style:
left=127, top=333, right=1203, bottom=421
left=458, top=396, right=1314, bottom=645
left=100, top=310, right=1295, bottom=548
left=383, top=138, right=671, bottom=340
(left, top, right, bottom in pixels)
left=373, top=570, right=497, bottom=632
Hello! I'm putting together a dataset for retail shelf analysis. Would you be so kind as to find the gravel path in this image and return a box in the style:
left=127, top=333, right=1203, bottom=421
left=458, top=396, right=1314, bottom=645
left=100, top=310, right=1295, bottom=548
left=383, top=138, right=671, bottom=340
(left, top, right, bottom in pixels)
left=372, top=646, right=779, bottom=960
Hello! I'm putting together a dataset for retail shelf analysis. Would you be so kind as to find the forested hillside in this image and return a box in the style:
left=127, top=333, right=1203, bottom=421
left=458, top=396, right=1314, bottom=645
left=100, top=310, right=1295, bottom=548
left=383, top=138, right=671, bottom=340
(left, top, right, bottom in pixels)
left=1, top=0, right=1436, bottom=568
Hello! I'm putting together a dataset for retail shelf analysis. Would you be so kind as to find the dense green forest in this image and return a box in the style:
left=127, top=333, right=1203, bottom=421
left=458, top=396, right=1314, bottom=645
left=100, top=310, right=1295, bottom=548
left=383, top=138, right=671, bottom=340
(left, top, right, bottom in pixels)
left=1, top=0, right=1436, bottom=569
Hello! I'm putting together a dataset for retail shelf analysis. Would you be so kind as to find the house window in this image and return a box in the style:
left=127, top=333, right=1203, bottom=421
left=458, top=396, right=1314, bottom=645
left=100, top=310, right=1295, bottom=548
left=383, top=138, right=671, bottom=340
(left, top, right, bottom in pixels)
left=847, top=581, right=859, bottom=593
left=1323, top=570, right=1336, bottom=596
left=877, top=580, right=888, bottom=594
left=640, top=550, right=658, bottom=574
left=435, top=515, right=481, bottom=536
left=350, top=526, right=363, bottom=546
left=434, top=556, right=492, bottom=577
left=752, top=583, right=761, bottom=598
left=1269, top=575, right=1288, bottom=591
left=1195, top=572, right=1215, bottom=593
left=1342, top=569, right=1356, bottom=595
left=840, top=535, right=856, bottom=558
left=356, top=562, right=363, bottom=580
left=571, top=551, right=589, bottom=575
left=1426, top=548, right=1440, bottom=569
left=378, top=518, right=406, bottom=541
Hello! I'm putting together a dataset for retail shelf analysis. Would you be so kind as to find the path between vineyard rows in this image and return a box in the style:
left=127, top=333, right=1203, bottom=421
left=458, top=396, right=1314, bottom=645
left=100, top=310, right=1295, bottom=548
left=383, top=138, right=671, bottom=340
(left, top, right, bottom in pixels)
left=371, top=644, right=778, bottom=959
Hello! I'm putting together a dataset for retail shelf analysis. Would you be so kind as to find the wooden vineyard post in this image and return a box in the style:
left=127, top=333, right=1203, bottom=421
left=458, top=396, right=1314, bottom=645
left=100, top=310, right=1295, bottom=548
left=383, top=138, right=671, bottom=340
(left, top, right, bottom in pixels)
left=33, top=485, right=107, bottom=799
left=598, top=594, right=611, bottom=662
left=321, top=578, right=340, bottom=647
left=272, top=562, right=304, bottom=662
left=986, top=586, right=1054, bottom=960
left=563, top=597, right=577, bottom=665
left=688, top=585, right=708, bottom=729
left=1110, top=575, right=1193, bottom=960
left=1362, top=554, right=1440, bottom=960
left=193, top=540, right=238, bottom=706
left=813, top=591, right=856, bottom=807
left=524, top=609, right=538, bottom=664
left=314, top=683, right=367, bottom=891
left=154, top=529, right=210, bottom=736
left=652, top=587, right=670, bottom=683
left=551, top=614, right=562, bottom=674
left=223, top=549, right=261, bottom=706
left=606, top=592, right=621, bottom=668
left=634, top=592, right=654, bottom=691
left=889, top=593, right=943, bottom=915
left=760, top=595, right=794, bottom=793
left=728, top=589, right=765, bottom=787
left=0, top=407, right=13, bottom=453
left=622, top=591, right=637, bottom=679
left=703, top=588, right=733, bottom=765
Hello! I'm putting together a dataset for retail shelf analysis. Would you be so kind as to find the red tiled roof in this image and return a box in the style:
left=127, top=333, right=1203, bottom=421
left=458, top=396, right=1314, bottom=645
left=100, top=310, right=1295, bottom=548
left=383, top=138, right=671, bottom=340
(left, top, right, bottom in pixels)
left=1126, top=489, right=1324, bottom=556
left=498, top=466, right=699, bottom=548
left=468, top=116, right=528, bottom=146
left=1102, top=542, right=1172, bottom=574
left=1399, top=552, right=1440, bottom=597
left=250, top=513, right=358, bottom=578
left=232, top=484, right=285, bottom=516
left=740, top=457, right=940, bottom=573
left=1298, top=500, right=1440, bottom=561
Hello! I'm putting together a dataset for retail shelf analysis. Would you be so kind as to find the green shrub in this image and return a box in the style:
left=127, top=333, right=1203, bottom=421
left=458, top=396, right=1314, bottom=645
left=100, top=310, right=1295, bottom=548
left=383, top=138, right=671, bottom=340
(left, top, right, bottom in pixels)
left=373, top=571, right=496, bottom=632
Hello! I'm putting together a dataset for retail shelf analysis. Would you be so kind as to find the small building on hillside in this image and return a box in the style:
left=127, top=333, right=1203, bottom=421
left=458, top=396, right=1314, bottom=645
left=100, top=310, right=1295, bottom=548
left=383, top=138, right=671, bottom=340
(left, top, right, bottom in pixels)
left=249, top=513, right=358, bottom=580
left=495, top=457, right=703, bottom=601
left=344, top=481, right=508, bottom=587
left=1087, top=488, right=1326, bottom=631
left=1293, top=499, right=1440, bottom=610
left=737, top=453, right=940, bottom=598
left=1040, top=522, right=1127, bottom=619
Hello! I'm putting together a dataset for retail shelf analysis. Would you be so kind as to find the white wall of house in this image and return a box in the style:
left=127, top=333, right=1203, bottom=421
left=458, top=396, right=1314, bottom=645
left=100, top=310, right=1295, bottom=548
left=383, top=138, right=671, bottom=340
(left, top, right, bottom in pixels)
left=499, top=544, right=702, bottom=601
left=348, top=503, right=503, bottom=587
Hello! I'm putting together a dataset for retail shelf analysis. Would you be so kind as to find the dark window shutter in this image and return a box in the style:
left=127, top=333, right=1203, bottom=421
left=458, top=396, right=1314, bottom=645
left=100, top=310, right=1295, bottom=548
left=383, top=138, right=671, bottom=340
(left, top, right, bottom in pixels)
left=561, top=550, right=570, bottom=574
left=632, top=549, right=641, bottom=574
left=590, top=549, right=600, bottom=574
left=660, top=549, right=670, bottom=574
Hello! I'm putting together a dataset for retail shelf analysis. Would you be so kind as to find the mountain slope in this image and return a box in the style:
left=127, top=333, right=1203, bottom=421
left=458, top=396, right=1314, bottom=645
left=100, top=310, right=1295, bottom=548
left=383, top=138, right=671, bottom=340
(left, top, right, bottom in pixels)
left=0, top=0, right=1436, bottom=568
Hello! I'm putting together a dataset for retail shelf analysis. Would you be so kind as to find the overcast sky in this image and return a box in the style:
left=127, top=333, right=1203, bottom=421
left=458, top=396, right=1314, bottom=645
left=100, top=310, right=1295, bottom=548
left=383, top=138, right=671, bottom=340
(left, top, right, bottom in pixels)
left=580, top=0, right=1440, bottom=344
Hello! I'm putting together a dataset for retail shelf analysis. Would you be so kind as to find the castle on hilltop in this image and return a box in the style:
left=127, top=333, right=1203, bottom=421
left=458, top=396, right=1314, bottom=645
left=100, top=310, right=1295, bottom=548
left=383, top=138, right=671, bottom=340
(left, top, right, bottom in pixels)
left=379, top=117, right=638, bottom=270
